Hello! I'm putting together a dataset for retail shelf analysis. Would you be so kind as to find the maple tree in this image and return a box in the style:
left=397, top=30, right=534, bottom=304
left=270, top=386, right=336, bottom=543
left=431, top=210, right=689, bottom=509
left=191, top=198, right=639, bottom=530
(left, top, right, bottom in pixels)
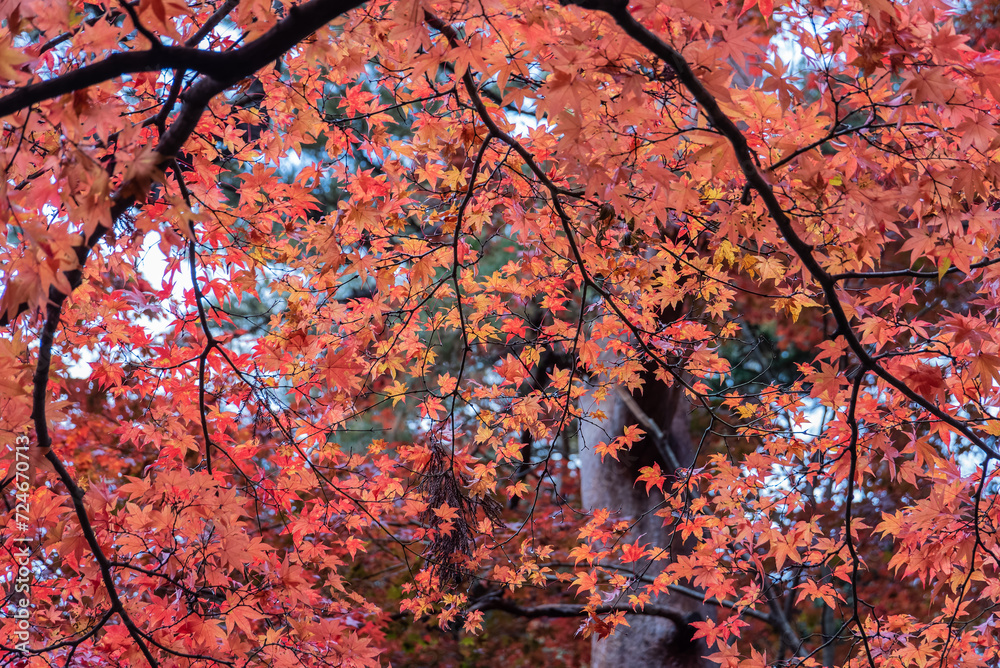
left=1, top=0, right=1000, bottom=666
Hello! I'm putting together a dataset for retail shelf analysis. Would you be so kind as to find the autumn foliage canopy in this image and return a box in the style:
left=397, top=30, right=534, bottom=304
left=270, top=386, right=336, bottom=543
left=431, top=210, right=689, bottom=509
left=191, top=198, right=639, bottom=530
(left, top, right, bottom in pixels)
left=2, top=0, right=1000, bottom=666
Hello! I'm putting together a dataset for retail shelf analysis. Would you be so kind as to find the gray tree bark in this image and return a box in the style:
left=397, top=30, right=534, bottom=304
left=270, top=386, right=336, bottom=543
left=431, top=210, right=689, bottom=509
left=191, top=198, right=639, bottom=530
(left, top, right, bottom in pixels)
left=578, top=374, right=708, bottom=668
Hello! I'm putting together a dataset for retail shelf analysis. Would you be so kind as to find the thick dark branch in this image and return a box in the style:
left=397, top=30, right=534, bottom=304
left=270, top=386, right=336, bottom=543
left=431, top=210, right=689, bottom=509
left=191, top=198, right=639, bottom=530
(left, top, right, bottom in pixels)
left=25, top=1, right=369, bottom=665
left=1, top=0, right=368, bottom=327
left=1, top=73, right=220, bottom=326
left=582, top=0, right=1000, bottom=461
left=0, top=48, right=221, bottom=118
left=0, top=0, right=366, bottom=120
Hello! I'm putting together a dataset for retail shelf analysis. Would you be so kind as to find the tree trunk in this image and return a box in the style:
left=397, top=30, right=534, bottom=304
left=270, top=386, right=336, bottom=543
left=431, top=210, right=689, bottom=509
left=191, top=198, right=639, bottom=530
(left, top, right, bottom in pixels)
left=578, top=375, right=708, bottom=668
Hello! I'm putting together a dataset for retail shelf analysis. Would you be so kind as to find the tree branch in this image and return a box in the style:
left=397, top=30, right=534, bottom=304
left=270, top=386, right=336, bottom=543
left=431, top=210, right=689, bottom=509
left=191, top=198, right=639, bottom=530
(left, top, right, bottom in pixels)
left=185, top=0, right=241, bottom=48
left=763, top=582, right=807, bottom=658
left=574, top=0, right=1000, bottom=462
left=614, top=385, right=682, bottom=472
left=471, top=596, right=690, bottom=627
left=24, top=1, right=370, bottom=665
left=1, top=0, right=368, bottom=327
left=424, top=11, right=712, bottom=415
left=844, top=372, right=876, bottom=667
left=0, top=0, right=366, bottom=120
left=42, top=451, right=160, bottom=668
